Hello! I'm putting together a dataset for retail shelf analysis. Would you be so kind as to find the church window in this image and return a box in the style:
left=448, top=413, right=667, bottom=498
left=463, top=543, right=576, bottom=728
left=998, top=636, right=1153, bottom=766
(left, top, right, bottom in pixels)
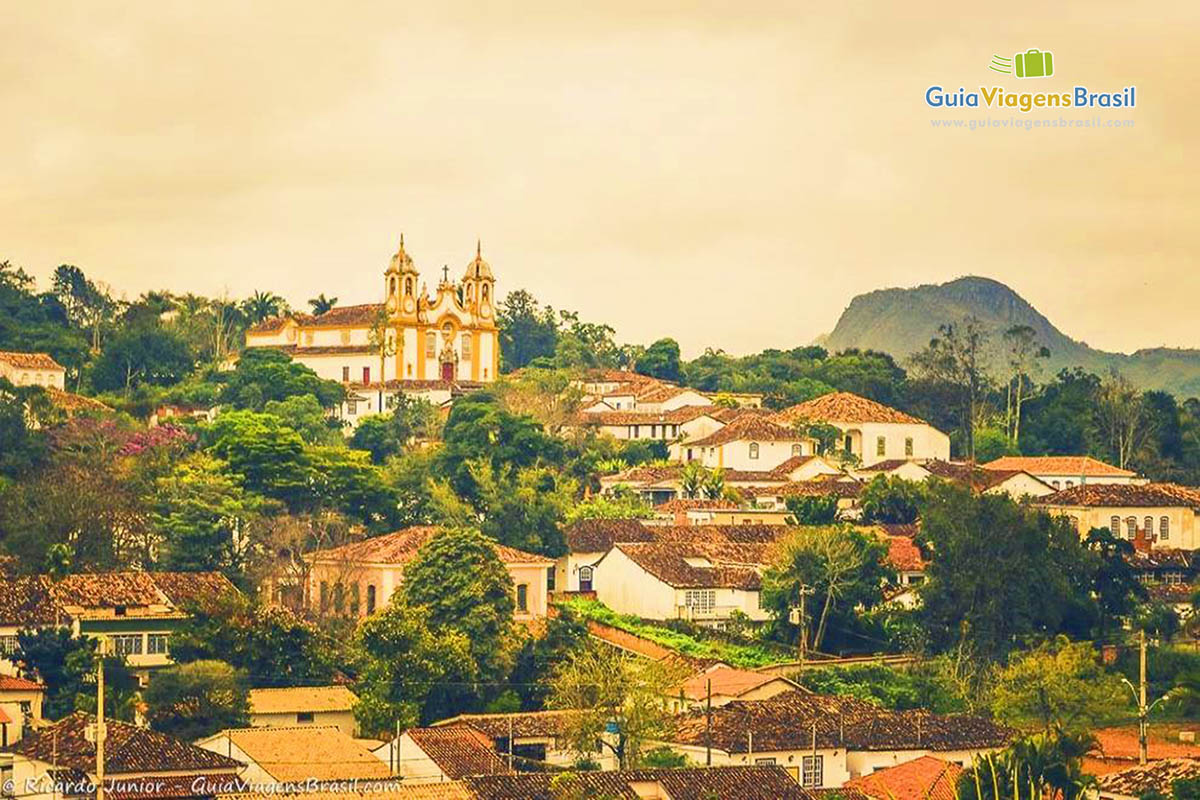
left=390, top=277, right=397, bottom=297
left=425, top=332, right=436, bottom=358
left=482, top=284, right=489, bottom=302
left=462, top=334, right=472, bottom=360
left=342, top=366, right=350, bottom=382
left=404, top=278, right=413, bottom=297
left=442, top=321, right=453, bottom=339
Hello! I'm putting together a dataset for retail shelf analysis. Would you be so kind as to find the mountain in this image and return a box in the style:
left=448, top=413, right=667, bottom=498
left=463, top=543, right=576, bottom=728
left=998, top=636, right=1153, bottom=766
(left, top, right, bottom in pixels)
left=824, top=276, right=1200, bottom=399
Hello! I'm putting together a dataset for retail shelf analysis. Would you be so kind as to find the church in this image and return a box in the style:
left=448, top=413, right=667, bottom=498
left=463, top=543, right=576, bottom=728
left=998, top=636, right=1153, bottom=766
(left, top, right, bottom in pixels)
left=244, top=236, right=499, bottom=421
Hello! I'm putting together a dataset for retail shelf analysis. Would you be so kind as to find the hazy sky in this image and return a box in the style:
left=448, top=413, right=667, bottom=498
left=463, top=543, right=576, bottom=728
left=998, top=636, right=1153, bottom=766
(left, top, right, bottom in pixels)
left=2, top=1, right=1196, bottom=357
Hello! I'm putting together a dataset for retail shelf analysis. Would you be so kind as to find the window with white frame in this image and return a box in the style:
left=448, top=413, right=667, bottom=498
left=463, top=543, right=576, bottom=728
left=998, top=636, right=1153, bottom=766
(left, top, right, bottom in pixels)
left=111, top=634, right=143, bottom=656
left=802, top=755, right=824, bottom=787
left=461, top=333, right=472, bottom=360
left=749, top=442, right=760, bottom=460
left=792, top=444, right=802, bottom=457
left=1110, top=516, right=1121, bottom=536
left=1161, top=516, right=1170, bottom=541
left=876, top=437, right=886, bottom=457
left=147, top=633, right=169, bottom=655
left=684, top=589, right=716, bottom=615
left=0, top=635, right=17, bottom=656
left=425, top=331, right=437, bottom=358
left=905, top=437, right=914, bottom=457
left=1126, top=517, right=1138, bottom=539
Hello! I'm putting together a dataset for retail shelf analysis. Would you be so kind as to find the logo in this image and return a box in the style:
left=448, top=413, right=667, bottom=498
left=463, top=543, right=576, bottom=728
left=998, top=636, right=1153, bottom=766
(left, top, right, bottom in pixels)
left=990, top=49, right=1055, bottom=79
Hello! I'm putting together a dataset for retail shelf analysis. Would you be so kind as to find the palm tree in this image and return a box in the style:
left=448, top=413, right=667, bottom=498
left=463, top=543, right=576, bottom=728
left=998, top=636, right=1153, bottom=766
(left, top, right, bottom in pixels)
left=679, top=461, right=707, bottom=499
left=242, top=290, right=286, bottom=324
left=961, top=729, right=1097, bottom=800
left=308, top=294, right=338, bottom=316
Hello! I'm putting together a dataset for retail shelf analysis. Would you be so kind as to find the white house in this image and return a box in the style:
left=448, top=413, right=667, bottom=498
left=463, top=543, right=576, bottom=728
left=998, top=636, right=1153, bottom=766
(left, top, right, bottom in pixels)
left=0, top=351, right=65, bottom=390
left=658, top=693, right=1013, bottom=789
left=680, top=415, right=813, bottom=472
left=0, top=675, right=43, bottom=746
left=983, top=455, right=1143, bottom=489
left=247, top=686, right=359, bottom=737
left=1037, top=483, right=1200, bottom=550
left=592, top=540, right=773, bottom=624
left=8, top=714, right=243, bottom=800
left=431, top=710, right=617, bottom=771
left=372, top=725, right=511, bottom=782
left=197, top=726, right=391, bottom=785
left=772, top=392, right=950, bottom=467
left=924, top=460, right=1057, bottom=499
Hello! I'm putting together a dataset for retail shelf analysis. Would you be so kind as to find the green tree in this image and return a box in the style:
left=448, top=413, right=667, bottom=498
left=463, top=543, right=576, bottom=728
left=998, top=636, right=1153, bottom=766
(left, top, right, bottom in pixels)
left=1002, top=325, right=1050, bottom=448
left=200, top=410, right=310, bottom=505
left=860, top=475, right=924, bottom=525
left=219, top=348, right=344, bottom=411
left=144, top=660, right=250, bottom=740
left=433, top=463, right=575, bottom=556
left=241, top=290, right=286, bottom=324
left=991, top=637, right=1127, bottom=731
left=959, top=729, right=1097, bottom=800
left=152, top=453, right=262, bottom=576
left=352, top=599, right=476, bottom=733
left=91, top=324, right=194, bottom=393
left=169, top=592, right=338, bottom=688
left=497, top=289, right=560, bottom=372
left=635, top=338, right=681, bottom=382
left=307, top=446, right=397, bottom=526
left=400, top=529, right=519, bottom=688
left=549, top=642, right=684, bottom=769
left=308, top=294, right=338, bottom=315
left=785, top=495, right=839, bottom=525
left=263, top=394, right=343, bottom=445
left=509, top=606, right=589, bottom=710
left=761, top=525, right=887, bottom=652
left=12, top=629, right=136, bottom=720
left=1086, top=528, right=1146, bottom=639
left=919, top=482, right=1097, bottom=663
left=908, top=318, right=991, bottom=460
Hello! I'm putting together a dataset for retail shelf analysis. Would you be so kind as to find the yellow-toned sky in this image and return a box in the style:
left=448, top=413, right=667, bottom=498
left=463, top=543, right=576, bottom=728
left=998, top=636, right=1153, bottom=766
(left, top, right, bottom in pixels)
left=2, top=1, right=1195, bottom=356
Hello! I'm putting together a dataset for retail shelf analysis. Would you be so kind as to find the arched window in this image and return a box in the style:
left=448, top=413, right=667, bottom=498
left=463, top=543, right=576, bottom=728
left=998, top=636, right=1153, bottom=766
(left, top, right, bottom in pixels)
left=1126, top=517, right=1138, bottom=539
left=482, top=284, right=489, bottom=302
left=461, top=333, right=472, bottom=360
left=578, top=566, right=594, bottom=593
left=749, top=442, right=760, bottom=460
left=1144, top=516, right=1154, bottom=538
left=425, top=331, right=436, bottom=358
left=389, top=277, right=397, bottom=297
left=404, top=277, right=413, bottom=297
left=1160, top=516, right=1170, bottom=541
left=1110, top=516, right=1121, bottom=536
left=791, top=444, right=802, bottom=457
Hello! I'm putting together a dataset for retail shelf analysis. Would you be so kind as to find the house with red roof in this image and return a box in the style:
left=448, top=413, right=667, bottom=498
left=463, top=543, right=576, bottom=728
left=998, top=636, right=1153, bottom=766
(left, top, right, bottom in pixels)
left=845, top=754, right=963, bottom=800
left=303, top=527, right=555, bottom=621
left=1037, top=483, right=1200, bottom=550
left=0, top=351, right=65, bottom=390
left=668, top=663, right=802, bottom=712
left=983, top=455, right=1143, bottom=489
left=0, top=675, right=43, bottom=745
left=771, top=392, right=950, bottom=467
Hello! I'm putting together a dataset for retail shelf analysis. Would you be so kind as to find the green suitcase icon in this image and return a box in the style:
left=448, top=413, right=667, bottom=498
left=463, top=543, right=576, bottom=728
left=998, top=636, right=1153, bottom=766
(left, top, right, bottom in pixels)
left=1014, top=49, right=1053, bottom=78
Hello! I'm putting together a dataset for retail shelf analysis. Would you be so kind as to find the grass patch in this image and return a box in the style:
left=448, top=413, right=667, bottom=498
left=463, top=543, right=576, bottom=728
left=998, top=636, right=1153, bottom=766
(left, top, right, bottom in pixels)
left=560, top=598, right=790, bottom=668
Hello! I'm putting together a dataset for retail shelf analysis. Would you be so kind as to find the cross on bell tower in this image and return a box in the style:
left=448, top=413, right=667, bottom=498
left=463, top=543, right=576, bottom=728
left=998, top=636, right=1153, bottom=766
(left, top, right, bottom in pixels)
left=441, top=265, right=450, bottom=283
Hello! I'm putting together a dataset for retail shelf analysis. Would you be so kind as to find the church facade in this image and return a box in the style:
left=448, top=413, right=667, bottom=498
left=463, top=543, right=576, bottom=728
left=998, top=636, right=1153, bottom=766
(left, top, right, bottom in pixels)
left=244, top=237, right=498, bottom=421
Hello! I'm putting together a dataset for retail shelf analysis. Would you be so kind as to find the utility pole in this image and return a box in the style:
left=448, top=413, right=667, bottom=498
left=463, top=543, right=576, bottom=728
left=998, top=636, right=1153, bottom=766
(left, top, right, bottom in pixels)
left=1139, top=629, right=1148, bottom=766
left=796, top=583, right=813, bottom=667
left=700, top=681, right=710, bottom=767
left=95, top=637, right=106, bottom=800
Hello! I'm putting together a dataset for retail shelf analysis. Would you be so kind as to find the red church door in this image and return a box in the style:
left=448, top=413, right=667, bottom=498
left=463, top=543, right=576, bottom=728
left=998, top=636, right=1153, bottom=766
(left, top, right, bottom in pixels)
left=441, top=361, right=454, bottom=381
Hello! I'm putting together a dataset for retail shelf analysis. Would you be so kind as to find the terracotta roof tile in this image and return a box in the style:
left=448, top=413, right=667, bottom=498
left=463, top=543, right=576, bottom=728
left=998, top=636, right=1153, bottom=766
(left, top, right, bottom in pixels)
left=11, top=713, right=242, bottom=774
left=676, top=665, right=791, bottom=701
left=249, top=685, right=358, bottom=715
left=308, top=526, right=553, bottom=566
left=1097, top=758, right=1200, bottom=796
left=607, top=541, right=770, bottom=590
left=433, top=710, right=573, bottom=739
left=577, top=406, right=720, bottom=426
left=885, top=535, right=928, bottom=572
left=0, top=675, right=44, bottom=691
left=984, top=455, right=1134, bottom=477
left=668, top=694, right=1014, bottom=753
left=654, top=498, right=740, bottom=512
left=686, top=415, right=806, bottom=447
left=0, top=351, right=64, bottom=370
left=774, top=392, right=928, bottom=426
left=1089, top=727, right=1200, bottom=766
left=774, top=477, right=866, bottom=499
left=1039, top=483, right=1200, bottom=509
left=210, top=726, right=390, bottom=782
left=847, top=755, right=963, bottom=800
left=464, top=766, right=815, bottom=800
left=404, top=724, right=512, bottom=779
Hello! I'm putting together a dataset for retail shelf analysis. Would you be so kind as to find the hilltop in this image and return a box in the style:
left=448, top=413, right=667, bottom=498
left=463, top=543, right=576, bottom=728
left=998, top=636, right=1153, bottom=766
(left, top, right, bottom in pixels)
left=824, top=276, right=1200, bottom=398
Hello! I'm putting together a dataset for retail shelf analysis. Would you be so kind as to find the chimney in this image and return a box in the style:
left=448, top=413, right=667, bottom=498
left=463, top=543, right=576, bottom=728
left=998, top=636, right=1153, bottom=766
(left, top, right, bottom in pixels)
left=1133, top=525, right=1154, bottom=554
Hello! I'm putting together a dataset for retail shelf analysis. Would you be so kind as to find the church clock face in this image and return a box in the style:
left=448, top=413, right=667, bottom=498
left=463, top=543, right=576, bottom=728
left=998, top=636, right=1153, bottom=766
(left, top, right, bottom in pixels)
left=480, top=301, right=492, bottom=318
left=403, top=296, right=415, bottom=313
